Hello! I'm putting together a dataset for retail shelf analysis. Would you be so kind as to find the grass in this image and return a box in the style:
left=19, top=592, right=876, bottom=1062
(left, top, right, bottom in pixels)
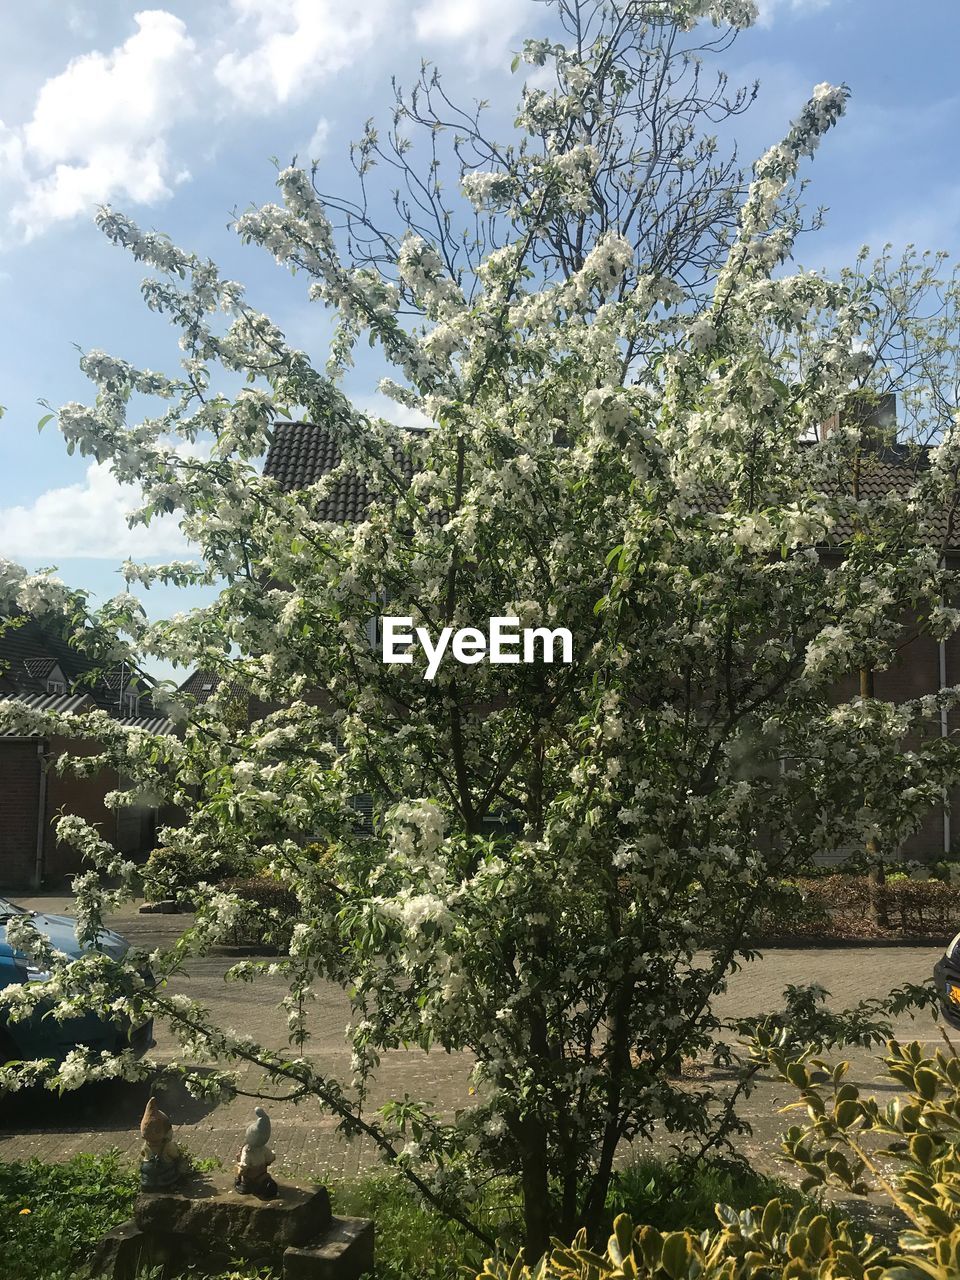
left=606, top=1155, right=813, bottom=1234
left=0, top=1150, right=137, bottom=1280
left=0, top=1149, right=838, bottom=1280
left=333, top=1171, right=512, bottom=1280
left=330, top=1157, right=822, bottom=1280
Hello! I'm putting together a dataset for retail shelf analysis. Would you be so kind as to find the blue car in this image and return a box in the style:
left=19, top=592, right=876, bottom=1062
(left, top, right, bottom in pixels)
left=0, top=895, right=153, bottom=1064
left=935, top=931, right=960, bottom=1033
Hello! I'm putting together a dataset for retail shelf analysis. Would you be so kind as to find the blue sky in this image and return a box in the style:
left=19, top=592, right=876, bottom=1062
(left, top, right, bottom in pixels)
left=0, top=0, right=958, bottom=665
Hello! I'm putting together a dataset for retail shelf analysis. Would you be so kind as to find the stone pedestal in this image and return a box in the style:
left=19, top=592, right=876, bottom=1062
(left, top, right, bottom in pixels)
left=282, top=1218, right=374, bottom=1280
left=87, top=1174, right=373, bottom=1279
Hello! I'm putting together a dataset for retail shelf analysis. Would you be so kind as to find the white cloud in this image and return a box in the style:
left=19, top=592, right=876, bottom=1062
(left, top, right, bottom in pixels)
left=215, top=0, right=389, bottom=108
left=305, top=117, right=330, bottom=159
left=9, top=10, right=200, bottom=237
left=356, top=392, right=433, bottom=431
left=0, top=121, right=26, bottom=215
left=412, top=0, right=529, bottom=64
left=0, top=0, right=528, bottom=242
left=0, top=461, right=190, bottom=559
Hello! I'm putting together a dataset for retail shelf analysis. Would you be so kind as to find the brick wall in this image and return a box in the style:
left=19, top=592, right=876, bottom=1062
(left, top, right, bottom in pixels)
left=829, top=619, right=959, bottom=864
left=0, top=735, right=160, bottom=888
left=0, top=741, right=42, bottom=887
left=44, top=735, right=123, bottom=881
left=876, top=627, right=947, bottom=860
left=45, top=736, right=158, bottom=879
left=944, top=625, right=960, bottom=857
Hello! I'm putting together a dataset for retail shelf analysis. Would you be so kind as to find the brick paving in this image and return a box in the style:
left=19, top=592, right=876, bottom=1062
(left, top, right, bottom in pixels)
left=0, top=893, right=946, bottom=1183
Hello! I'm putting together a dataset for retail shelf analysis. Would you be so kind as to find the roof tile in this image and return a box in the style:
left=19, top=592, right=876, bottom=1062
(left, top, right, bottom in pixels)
left=263, top=421, right=418, bottom=520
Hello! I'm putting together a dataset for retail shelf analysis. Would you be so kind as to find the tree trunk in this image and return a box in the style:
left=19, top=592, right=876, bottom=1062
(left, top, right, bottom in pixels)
left=867, top=858, right=888, bottom=927
left=560, top=1167, right=579, bottom=1243
left=520, top=1119, right=551, bottom=1263
left=579, top=983, right=634, bottom=1240
left=860, top=665, right=889, bottom=927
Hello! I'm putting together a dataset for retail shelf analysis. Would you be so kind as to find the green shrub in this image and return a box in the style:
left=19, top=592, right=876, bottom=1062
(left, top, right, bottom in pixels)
left=605, top=1157, right=808, bottom=1236
left=0, top=1151, right=136, bottom=1280
left=479, top=1202, right=884, bottom=1280
left=218, top=876, right=300, bottom=950
left=482, top=1036, right=960, bottom=1279
left=758, top=873, right=960, bottom=939
left=221, top=875, right=299, bottom=912
left=754, top=878, right=832, bottom=939
left=928, top=859, right=960, bottom=884
left=142, top=844, right=254, bottom=902
left=331, top=1159, right=818, bottom=1280
left=334, top=1171, right=505, bottom=1280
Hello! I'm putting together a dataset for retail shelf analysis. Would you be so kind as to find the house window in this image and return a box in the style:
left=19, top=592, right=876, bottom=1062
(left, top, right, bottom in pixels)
left=46, top=678, right=66, bottom=695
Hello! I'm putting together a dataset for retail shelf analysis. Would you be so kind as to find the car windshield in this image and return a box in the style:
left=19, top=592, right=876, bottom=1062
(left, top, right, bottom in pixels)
left=0, top=898, right=28, bottom=921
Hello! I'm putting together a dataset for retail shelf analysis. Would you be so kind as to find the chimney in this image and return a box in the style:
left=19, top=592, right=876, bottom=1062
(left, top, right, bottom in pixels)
left=820, top=391, right=897, bottom=446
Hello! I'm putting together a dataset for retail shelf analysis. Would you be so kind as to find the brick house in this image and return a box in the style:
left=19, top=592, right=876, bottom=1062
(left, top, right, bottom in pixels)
left=257, top=408, right=960, bottom=864
left=0, top=612, right=171, bottom=887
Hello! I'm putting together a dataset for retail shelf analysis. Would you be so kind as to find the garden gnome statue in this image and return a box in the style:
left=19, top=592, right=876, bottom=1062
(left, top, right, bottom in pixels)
left=139, top=1096, right=188, bottom=1190
left=235, top=1106, right=277, bottom=1198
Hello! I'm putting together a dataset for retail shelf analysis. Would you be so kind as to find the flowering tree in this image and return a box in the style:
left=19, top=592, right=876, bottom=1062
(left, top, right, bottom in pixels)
left=2, top=0, right=960, bottom=1261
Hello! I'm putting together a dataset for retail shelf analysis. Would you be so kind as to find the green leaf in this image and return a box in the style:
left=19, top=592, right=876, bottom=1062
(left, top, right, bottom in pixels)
left=609, top=1214, right=633, bottom=1265
left=915, top=1067, right=939, bottom=1101
left=786, top=1062, right=809, bottom=1088
left=660, top=1232, right=691, bottom=1279
left=919, top=1202, right=956, bottom=1234
left=760, top=1198, right=782, bottom=1238
left=835, top=1098, right=860, bottom=1128
left=637, top=1226, right=663, bottom=1270
left=806, top=1214, right=829, bottom=1257
left=715, top=1203, right=739, bottom=1228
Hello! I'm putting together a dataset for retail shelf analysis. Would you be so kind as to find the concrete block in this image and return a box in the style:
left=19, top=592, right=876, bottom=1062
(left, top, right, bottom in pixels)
left=86, top=1220, right=153, bottom=1280
left=136, top=1174, right=331, bottom=1250
left=283, top=1216, right=375, bottom=1280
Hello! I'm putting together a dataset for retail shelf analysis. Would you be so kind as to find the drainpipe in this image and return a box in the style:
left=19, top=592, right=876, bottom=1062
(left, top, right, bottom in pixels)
left=33, top=741, right=49, bottom=890
left=941, top=639, right=952, bottom=857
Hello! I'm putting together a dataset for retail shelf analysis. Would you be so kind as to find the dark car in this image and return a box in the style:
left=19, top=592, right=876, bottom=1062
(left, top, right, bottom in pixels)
left=0, top=895, right=153, bottom=1063
left=934, top=931, right=960, bottom=1032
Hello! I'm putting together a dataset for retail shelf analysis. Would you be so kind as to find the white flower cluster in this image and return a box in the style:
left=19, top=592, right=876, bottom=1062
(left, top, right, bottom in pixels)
left=460, top=171, right=516, bottom=211
left=397, top=235, right=465, bottom=318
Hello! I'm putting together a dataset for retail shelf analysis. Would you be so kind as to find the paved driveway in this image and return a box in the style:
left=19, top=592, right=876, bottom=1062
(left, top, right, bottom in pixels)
left=0, top=894, right=945, bottom=1184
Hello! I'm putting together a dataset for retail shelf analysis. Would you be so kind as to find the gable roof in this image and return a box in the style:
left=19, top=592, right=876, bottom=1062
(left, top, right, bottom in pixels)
left=178, top=668, right=221, bottom=704
left=0, top=612, right=157, bottom=715
left=178, top=668, right=245, bottom=704
left=263, top=421, right=420, bottom=520
left=177, top=668, right=250, bottom=714
left=263, top=420, right=959, bottom=548
left=817, top=445, right=959, bottom=548
left=0, top=689, right=174, bottom=737
left=22, top=657, right=61, bottom=681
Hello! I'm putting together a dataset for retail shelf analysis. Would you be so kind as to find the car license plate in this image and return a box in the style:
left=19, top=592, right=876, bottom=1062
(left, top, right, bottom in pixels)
left=948, top=982, right=960, bottom=1008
